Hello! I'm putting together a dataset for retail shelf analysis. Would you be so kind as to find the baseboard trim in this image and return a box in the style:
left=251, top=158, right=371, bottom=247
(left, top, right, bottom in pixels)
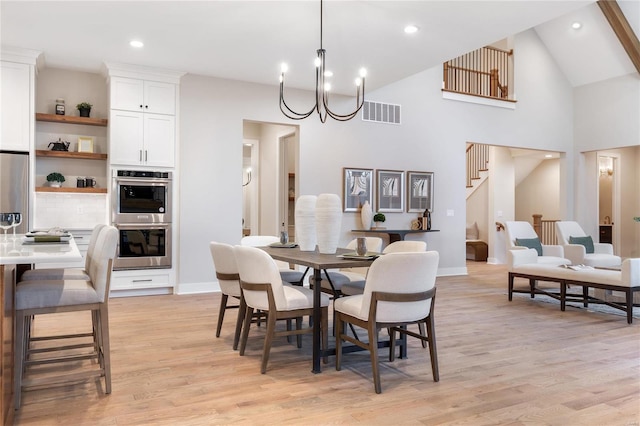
left=176, top=281, right=220, bottom=295
left=437, top=266, right=468, bottom=277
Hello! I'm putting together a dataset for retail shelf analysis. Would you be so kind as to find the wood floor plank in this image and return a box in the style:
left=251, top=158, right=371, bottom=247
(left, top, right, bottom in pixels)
left=12, top=262, right=640, bottom=425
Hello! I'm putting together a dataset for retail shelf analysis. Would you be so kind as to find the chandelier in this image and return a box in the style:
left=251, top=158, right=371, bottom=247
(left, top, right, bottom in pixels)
left=279, top=0, right=367, bottom=123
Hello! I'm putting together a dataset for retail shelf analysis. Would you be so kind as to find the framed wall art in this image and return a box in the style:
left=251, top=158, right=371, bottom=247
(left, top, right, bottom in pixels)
left=407, top=171, right=434, bottom=213
left=343, top=167, right=373, bottom=212
left=77, top=136, right=94, bottom=153
left=376, top=169, right=404, bottom=213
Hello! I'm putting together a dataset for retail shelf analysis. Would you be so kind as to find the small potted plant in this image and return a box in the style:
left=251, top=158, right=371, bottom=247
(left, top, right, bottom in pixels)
left=373, top=212, right=386, bottom=229
left=76, top=102, right=93, bottom=117
left=46, top=172, right=66, bottom=188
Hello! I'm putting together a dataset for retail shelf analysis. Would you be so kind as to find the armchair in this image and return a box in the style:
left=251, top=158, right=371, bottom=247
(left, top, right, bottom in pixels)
left=555, top=221, right=621, bottom=267
left=504, top=221, right=569, bottom=266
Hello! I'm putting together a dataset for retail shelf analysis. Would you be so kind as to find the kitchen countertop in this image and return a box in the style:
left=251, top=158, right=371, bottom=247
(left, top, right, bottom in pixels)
left=0, top=234, right=81, bottom=265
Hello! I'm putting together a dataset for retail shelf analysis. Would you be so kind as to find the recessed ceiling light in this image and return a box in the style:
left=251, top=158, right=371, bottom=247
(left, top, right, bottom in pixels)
left=129, top=40, right=144, bottom=48
left=404, top=25, right=419, bottom=34
left=545, top=154, right=553, bottom=158
left=324, top=70, right=334, bottom=77
left=571, top=22, right=582, bottom=30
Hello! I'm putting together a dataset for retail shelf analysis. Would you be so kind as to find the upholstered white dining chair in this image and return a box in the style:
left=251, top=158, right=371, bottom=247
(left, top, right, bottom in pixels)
left=312, top=237, right=383, bottom=297
left=334, top=251, right=440, bottom=394
left=234, top=245, right=330, bottom=374
left=240, top=235, right=307, bottom=284
left=20, top=224, right=106, bottom=281
left=555, top=221, right=621, bottom=267
left=209, top=242, right=244, bottom=348
left=505, top=221, right=569, bottom=266
left=340, top=240, right=427, bottom=296
left=14, top=225, right=118, bottom=408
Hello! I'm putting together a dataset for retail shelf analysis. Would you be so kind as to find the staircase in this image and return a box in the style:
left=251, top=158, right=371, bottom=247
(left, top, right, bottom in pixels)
left=466, top=143, right=489, bottom=198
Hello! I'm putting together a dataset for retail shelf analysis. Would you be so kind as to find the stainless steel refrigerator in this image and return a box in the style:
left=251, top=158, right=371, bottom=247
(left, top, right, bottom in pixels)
left=0, top=150, right=29, bottom=234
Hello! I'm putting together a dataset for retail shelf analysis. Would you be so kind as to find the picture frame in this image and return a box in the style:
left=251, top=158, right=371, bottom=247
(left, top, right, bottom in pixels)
left=407, top=171, right=434, bottom=213
left=343, top=167, right=373, bottom=212
left=376, top=169, right=404, bottom=212
left=77, top=136, right=94, bottom=153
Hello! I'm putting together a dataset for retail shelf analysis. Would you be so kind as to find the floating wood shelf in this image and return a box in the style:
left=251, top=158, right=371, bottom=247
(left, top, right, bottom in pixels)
left=35, top=150, right=107, bottom=160
left=35, top=113, right=108, bottom=127
left=35, top=187, right=107, bottom=194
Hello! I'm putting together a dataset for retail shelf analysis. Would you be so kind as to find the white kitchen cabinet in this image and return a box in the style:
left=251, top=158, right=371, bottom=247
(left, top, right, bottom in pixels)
left=110, top=269, right=172, bottom=291
left=110, top=77, right=175, bottom=115
left=1, top=61, right=32, bottom=151
left=109, top=110, right=175, bottom=167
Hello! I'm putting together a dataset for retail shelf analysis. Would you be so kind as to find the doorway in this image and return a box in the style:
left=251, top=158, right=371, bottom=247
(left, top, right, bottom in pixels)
left=597, top=154, right=619, bottom=251
left=242, top=120, right=298, bottom=238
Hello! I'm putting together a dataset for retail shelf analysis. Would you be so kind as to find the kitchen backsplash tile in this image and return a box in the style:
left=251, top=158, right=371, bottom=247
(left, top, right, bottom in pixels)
left=34, top=193, right=108, bottom=230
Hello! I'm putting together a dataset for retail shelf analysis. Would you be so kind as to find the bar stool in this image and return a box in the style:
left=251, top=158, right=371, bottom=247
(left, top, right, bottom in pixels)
left=14, top=226, right=118, bottom=408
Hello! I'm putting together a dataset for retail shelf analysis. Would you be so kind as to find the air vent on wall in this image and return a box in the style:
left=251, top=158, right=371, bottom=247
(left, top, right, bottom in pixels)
left=361, top=100, right=401, bottom=125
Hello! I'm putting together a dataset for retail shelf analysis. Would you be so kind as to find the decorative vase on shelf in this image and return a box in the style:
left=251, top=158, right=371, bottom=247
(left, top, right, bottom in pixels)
left=360, top=200, right=372, bottom=230
left=315, top=193, right=342, bottom=254
left=295, top=195, right=317, bottom=251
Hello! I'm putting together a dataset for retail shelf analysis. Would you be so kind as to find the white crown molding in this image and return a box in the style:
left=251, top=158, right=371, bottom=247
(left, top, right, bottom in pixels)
left=102, top=61, right=185, bottom=84
left=0, top=46, right=43, bottom=69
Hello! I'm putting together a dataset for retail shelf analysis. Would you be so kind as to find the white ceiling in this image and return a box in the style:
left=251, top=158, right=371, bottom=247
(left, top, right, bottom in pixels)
left=3, top=0, right=636, bottom=96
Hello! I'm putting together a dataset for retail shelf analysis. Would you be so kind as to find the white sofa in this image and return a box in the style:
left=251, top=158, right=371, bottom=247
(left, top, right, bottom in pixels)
left=508, top=248, right=640, bottom=323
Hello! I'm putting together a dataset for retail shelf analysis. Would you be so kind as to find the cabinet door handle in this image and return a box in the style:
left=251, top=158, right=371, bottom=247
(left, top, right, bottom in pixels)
left=139, top=150, right=143, bottom=162
left=132, top=279, right=153, bottom=283
left=145, top=150, right=148, bottom=162
left=139, top=104, right=143, bottom=108
left=145, top=105, right=149, bottom=109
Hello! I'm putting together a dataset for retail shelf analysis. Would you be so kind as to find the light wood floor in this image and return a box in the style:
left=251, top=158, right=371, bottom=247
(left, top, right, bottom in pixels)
left=13, top=262, right=640, bottom=425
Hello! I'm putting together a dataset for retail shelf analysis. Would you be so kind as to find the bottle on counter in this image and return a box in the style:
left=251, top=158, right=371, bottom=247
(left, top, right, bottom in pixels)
left=55, top=98, right=65, bottom=115
left=422, top=208, right=432, bottom=231
left=280, top=222, right=288, bottom=245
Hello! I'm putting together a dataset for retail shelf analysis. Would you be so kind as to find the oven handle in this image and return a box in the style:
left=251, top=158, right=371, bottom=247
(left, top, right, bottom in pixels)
left=114, top=178, right=171, bottom=185
left=114, top=223, right=171, bottom=230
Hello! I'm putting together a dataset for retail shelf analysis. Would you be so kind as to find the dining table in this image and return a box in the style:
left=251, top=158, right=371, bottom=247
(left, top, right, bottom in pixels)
left=0, top=234, right=81, bottom=425
left=260, top=245, right=379, bottom=373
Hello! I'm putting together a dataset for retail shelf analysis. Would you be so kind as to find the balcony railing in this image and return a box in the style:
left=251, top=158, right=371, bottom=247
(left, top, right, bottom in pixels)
left=443, top=46, right=514, bottom=101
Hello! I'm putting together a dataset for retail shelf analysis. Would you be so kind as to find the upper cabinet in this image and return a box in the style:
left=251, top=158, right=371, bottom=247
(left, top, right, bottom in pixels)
left=110, top=77, right=175, bottom=115
left=0, top=49, right=39, bottom=151
left=105, top=63, right=183, bottom=168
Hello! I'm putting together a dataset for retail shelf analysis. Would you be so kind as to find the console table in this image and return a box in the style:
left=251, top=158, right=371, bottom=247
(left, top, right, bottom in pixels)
left=351, top=229, right=440, bottom=243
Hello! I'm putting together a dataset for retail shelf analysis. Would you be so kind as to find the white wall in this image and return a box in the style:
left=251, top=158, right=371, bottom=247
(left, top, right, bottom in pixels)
left=487, top=146, right=515, bottom=264
left=466, top=179, right=489, bottom=242
left=178, top=28, right=576, bottom=289
left=574, top=74, right=640, bottom=152
left=515, top=159, right=560, bottom=221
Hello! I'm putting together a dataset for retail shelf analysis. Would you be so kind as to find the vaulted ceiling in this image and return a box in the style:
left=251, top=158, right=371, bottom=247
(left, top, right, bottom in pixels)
left=1, top=1, right=638, bottom=95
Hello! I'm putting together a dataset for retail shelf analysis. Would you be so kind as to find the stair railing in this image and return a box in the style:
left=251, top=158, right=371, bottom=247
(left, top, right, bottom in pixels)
left=466, top=143, right=489, bottom=188
left=444, top=46, right=514, bottom=101
left=532, top=214, right=559, bottom=245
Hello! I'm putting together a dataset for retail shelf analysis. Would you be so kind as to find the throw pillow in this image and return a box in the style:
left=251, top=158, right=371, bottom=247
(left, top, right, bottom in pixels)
left=569, top=235, right=594, bottom=254
left=515, top=237, right=543, bottom=256
left=466, top=221, right=479, bottom=240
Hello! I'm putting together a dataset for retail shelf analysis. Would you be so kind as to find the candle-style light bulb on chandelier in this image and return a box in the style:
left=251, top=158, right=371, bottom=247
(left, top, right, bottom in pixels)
left=279, top=0, right=367, bottom=123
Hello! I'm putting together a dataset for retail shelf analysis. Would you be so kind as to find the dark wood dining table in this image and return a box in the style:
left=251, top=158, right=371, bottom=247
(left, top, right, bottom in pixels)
left=260, top=246, right=377, bottom=373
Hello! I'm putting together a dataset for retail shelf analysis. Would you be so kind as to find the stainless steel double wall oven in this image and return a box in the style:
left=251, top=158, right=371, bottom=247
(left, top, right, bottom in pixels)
left=112, top=170, right=172, bottom=270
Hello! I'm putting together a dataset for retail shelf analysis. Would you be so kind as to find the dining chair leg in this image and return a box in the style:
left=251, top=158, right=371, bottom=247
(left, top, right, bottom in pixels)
left=233, top=296, right=247, bottom=350
left=425, top=313, right=439, bottom=382
left=418, top=322, right=427, bottom=348
left=368, top=323, right=382, bottom=394
left=335, top=313, right=344, bottom=371
left=260, top=312, right=277, bottom=374
left=296, top=317, right=302, bottom=348
left=322, top=307, right=329, bottom=364
left=216, top=294, right=228, bottom=338
left=239, top=307, right=254, bottom=356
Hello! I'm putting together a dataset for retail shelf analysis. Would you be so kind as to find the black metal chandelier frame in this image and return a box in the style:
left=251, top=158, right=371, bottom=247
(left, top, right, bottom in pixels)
left=279, top=0, right=366, bottom=123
